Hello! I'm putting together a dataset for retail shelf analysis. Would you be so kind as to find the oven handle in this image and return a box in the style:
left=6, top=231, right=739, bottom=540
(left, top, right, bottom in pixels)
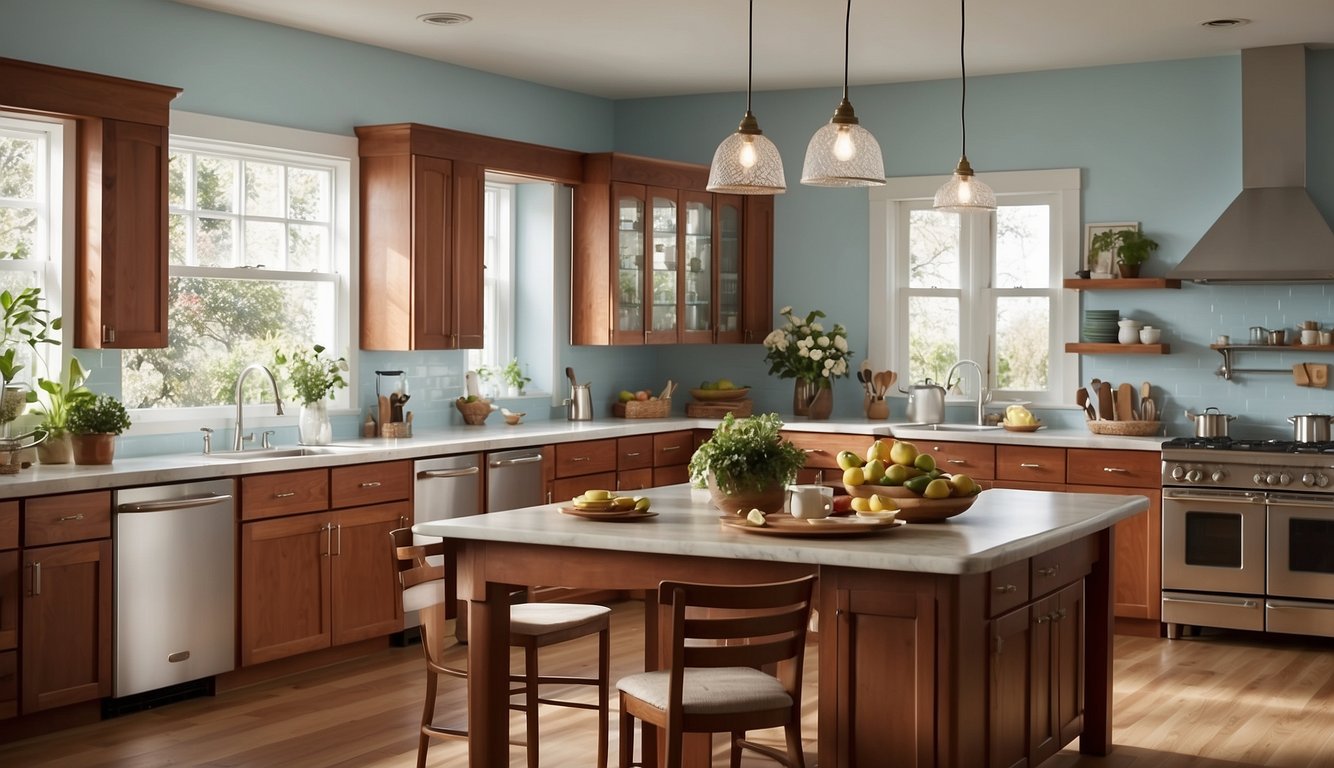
left=1162, top=595, right=1260, bottom=609
left=1266, top=599, right=1334, bottom=611
left=1263, top=495, right=1334, bottom=510
left=1162, top=490, right=1265, bottom=505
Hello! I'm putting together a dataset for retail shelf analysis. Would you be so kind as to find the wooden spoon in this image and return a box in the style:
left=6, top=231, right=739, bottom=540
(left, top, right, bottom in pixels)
left=1116, top=383, right=1134, bottom=422
left=1076, top=387, right=1091, bottom=420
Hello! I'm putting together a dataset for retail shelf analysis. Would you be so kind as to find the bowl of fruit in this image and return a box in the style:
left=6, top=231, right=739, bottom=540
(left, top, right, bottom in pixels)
left=838, top=439, right=982, bottom=523
left=689, top=379, right=750, bottom=402
left=1001, top=404, right=1043, bottom=432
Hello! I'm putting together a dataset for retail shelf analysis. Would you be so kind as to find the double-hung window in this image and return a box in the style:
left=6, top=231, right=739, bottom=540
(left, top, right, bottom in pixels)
left=467, top=181, right=515, bottom=393
left=870, top=169, right=1079, bottom=405
left=121, top=113, right=353, bottom=415
left=0, top=113, right=68, bottom=385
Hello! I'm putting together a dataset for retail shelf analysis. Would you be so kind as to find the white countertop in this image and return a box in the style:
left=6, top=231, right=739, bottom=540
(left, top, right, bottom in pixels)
left=413, top=484, right=1147, bottom=575
left=0, top=417, right=1164, bottom=499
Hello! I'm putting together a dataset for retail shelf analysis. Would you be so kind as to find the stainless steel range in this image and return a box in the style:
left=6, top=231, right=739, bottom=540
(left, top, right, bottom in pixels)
left=1161, top=437, right=1334, bottom=639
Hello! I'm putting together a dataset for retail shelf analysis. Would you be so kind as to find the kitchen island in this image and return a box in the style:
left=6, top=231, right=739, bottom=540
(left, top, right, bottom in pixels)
left=415, top=484, right=1146, bottom=768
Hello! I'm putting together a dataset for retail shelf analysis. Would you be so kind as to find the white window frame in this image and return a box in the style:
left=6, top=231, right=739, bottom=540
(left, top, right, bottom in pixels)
left=468, top=181, right=515, bottom=390
left=128, top=111, right=357, bottom=434
left=868, top=169, right=1080, bottom=407
left=0, top=112, right=73, bottom=385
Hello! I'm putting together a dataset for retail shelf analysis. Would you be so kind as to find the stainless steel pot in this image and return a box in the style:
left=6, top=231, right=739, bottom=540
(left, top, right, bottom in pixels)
left=901, top=378, right=946, bottom=425
left=1184, top=407, right=1236, bottom=438
left=1289, top=413, right=1334, bottom=442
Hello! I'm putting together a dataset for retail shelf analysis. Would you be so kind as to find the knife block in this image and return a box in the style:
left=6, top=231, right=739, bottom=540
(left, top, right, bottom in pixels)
left=378, top=395, right=412, bottom=437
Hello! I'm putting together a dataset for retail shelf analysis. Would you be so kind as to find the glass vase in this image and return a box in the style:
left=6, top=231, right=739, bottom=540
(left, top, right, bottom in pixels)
left=298, top=400, right=333, bottom=446
left=792, top=377, right=834, bottom=420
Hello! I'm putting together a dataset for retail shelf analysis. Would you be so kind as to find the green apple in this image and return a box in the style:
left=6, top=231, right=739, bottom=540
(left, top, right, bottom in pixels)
left=914, top=453, right=936, bottom=473
left=618, top=390, right=636, bottom=403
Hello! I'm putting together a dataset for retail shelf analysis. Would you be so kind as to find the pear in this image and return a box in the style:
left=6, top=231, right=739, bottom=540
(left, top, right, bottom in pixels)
left=889, top=440, right=919, bottom=467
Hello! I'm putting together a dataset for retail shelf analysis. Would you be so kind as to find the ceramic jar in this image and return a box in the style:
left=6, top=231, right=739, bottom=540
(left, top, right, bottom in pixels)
left=1139, top=326, right=1162, bottom=344
left=1118, top=318, right=1143, bottom=345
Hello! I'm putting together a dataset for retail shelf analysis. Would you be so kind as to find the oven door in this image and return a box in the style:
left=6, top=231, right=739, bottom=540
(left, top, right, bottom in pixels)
left=1162, top=488, right=1267, bottom=596
left=1266, top=493, right=1334, bottom=601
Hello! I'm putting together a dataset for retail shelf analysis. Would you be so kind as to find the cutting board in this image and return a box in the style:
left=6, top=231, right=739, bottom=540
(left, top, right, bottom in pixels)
left=1097, top=381, right=1114, bottom=420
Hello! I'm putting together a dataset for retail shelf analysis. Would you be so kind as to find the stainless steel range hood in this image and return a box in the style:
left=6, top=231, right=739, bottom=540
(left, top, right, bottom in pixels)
left=1167, top=45, right=1334, bottom=283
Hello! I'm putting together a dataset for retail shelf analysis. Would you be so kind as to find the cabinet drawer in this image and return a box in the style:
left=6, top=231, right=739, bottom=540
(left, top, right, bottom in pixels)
left=24, top=491, right=112, bottom=546
left=552, top=472, right=617, bottom=503
left=0, top=501, right=16, bottom=550
left=652, top=430, right=693, bottom=467
left=554, top=439, right=617, bottom=478
left=996, top=446, right=1066, bottom=484
left=989, top=559, right=1030, bottom=618
left=654, top=464, right=690, bottom=487
left=241, top=469, right=329, bottom=521
left=331, top=460, right=412, bottom=509
left=916, top=440, right=995, bottom=480
left=1066, top=449, right=1160, bottom=488
left=617, top=435, right=653, bottom=471
left=1031, top=538, right=1094, bottom=598
left=781, top=431, right=854, bottom=470
left=618, top=468, right=653, bottom=492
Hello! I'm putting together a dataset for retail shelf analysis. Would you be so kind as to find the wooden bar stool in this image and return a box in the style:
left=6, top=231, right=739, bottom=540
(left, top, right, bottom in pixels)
left=390, top=528, right=610, bottom=768
left=616, top=575, right=816, bottom=768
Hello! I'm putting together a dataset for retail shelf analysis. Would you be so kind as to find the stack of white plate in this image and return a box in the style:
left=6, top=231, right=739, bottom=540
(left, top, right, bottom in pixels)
left=1081, top=310, right=1120, bottom=342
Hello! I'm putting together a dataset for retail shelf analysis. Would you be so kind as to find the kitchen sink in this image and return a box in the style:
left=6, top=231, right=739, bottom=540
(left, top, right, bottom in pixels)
left=203, top=445, right=363, bottom=460
left=893, top=423, right=1003, bottom=432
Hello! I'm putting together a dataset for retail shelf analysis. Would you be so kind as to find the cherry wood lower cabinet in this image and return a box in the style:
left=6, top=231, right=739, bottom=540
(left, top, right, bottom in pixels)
left=821, top=536, right=1100, bottom=768
left=20, top=539, right=112, bottom=713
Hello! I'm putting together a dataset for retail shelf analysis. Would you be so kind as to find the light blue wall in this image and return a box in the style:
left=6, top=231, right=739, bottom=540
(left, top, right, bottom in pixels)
left=618, top=54, right=1334, bottom=438
left=7, top=0, right=1334, bottom=449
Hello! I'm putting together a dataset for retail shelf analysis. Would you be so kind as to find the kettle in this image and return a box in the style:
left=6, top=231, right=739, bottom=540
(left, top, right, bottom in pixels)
left=564, top=382, right=593, bottom=421
left=901, top=378, right=946, bottom=425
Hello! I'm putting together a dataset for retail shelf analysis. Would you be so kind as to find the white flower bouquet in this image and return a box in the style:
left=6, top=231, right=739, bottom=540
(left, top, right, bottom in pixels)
left=762, top=306, right=852, bottom=386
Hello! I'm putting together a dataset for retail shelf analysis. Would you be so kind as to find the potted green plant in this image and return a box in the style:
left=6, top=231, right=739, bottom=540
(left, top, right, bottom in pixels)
left=501, top=358, right=532, bottom=396
left=0, top=287, right=60, bottom=427
left=31, top=357, right=94, bottom=464
left=274, top=344, right=348, bottom=446
left=1090, top=229, right=1159, bottom=278
left=67, top=393, right=132, bottom=465
left=687, top=412, right=808, bottom=515
left=475, top=363, right=496, bottom=397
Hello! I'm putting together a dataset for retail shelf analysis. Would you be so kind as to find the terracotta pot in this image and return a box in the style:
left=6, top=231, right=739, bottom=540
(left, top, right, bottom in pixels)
left=71, top=433, right=117, bottom=465
left=1117, top=262, right=1141, bottom=278
left=37, top=432, right=73, bottom=464
left=706, top=474, right=785, bottom=516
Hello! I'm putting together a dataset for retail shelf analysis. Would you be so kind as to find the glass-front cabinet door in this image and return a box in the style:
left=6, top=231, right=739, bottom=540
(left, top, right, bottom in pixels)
left=647, top=187, right=679, bottom=344
left=611, top=183, right=645, bottom=343
left=681, top=191, right=714, bottom=343
left=714, top=195, right=742, bottom=343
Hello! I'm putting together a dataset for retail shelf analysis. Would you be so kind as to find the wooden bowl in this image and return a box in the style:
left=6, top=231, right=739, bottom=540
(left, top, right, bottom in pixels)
left=689, top=387, right=751, bottom=402
left=846, top=483, right=978, bottom=523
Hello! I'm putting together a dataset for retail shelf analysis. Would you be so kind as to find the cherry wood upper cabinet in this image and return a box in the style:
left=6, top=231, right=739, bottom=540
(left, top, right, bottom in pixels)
left=357, top=123, right=583, bottom=351
left=0, top=57, right=179, bottom=349
left=572, top=153, right=774, bottom=346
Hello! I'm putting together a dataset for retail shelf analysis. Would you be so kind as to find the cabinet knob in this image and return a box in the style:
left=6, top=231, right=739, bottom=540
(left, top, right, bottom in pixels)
left=1035, top=614, right=1051, bottom=624
left=994, top=584, right=1017, bottom=594
left=102, top=325, right=116, bottom=344
left=1036, top=565, right=1060, bottom=578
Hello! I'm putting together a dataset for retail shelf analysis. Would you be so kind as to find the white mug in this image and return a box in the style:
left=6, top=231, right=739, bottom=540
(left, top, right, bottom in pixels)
left=786, top=484, right=833, bottom=520
left=1301, top=329, right=1319, bottom=345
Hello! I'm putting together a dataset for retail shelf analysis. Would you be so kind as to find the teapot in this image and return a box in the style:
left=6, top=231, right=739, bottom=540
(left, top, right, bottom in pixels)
left=901, top=378, right=946, bottom=425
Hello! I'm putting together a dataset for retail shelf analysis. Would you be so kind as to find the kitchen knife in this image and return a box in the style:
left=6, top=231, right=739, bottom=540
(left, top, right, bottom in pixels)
left=1097, top=381, right=1114, bottom=421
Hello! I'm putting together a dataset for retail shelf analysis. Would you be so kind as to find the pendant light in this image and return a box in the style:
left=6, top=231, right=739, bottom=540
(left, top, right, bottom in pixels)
left=707, top=0, right=786, bottom=195
left=933, top=0, right=996, bottom=212
left=800, top=0, right=884, bottom=188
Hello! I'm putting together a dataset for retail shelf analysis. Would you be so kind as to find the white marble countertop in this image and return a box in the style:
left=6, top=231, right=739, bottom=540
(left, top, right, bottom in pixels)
left=0, top=416, right=1164, bottom=499
left=413, top=484, right=1147, bottom=575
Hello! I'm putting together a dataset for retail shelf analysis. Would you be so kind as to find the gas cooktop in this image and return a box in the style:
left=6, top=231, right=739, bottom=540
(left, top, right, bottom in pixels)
left=1162, top=437, right=1334, bottom=454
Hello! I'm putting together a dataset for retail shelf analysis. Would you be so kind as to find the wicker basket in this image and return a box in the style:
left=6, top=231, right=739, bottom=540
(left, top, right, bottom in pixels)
left=613, top=397, right=671, bottom=418
left=455, top=399, right=494, bottom=426
left=1086, top=419, right=1161, bottom=437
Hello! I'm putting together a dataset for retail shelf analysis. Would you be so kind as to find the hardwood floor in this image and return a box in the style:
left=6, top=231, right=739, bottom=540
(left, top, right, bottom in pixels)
left=2, top=601, right=1332, bottom=767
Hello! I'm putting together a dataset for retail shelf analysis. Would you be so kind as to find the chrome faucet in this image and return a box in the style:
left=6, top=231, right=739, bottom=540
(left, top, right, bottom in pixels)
left=945, top=359, right=989, bottom=426
left=233, top=364, right=285, bottom=452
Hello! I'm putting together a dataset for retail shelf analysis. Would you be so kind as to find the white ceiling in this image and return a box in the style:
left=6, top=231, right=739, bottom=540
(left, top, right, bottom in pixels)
left=172, top=1, right=1334, bottom=99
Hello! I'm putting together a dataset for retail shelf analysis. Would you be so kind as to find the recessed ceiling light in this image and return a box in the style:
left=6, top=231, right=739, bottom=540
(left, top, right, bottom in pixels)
left=418, top=12, right=473, bottom=26
left=1200, top=18, right=1250, bottom=28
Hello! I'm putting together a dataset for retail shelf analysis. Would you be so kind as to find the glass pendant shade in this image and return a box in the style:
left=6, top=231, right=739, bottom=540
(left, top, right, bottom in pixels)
left=933, top=156, right=996, bottom=212
left=707, top=112, right=787, bottom=194
left=800, top=101, right=885, bottom=187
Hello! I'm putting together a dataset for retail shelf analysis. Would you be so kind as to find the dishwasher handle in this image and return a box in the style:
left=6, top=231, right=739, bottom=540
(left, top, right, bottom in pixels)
left=488, top=453, right=543, bottom=468
left=118, top=492, right=235, bottom=514
left=417, top=466, right=481, bottom=480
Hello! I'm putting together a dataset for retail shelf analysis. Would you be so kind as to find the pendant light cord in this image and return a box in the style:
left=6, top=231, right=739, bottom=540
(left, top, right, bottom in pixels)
left=842, top=0, right=852, bottom=99
left=959, top=0, right=967, bottom=157
left=746, top=0, right=754, bottom=113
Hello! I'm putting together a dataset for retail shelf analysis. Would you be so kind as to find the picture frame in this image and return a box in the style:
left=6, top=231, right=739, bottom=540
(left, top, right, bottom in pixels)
left=1085, top=222, right=1139, bottom=278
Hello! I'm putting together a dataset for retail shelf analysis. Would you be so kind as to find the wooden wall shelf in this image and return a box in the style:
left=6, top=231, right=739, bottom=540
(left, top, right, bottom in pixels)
left=1065, top=343, right=1170, bottom=355
left=1063, top=278, right=1181, bottom=291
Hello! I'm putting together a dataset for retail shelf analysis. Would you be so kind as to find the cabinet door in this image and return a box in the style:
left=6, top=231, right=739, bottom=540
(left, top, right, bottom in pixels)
left=0, top=551, right=17, bottom=652
left=1068, top=484, right=1160, bottom=621
left=331, top=502, right=408, bottom=646
left=240, top=513, right=332, bottom=666
left=652, top=430, right=693, bottom=467
left=646, top=186, right=679, bottom=344
left=617, top=468, right=653, bottom=492
left=616, top=435, right=653, bottom=471
left=21, top=539, right=112, bottom=712
left=739, top=195, right=774, bottom=344
left=611, top=182, right=647, bottom=344
left=1030, top=582, right=1084, bottom=766
left=680, top=190, right=713, bottom=343
left=412, top=155, right=456, bottom=349
left=714, top=194, right=744, bottom=343
left=452, top=160, right=485, bottom=349
left=990, top=606, right=1032, bottom=768
left=77, top=119, right=169, bottom=348
left=653, top=464, right=689, bottom=487
left=0, top=650, right=14, bottom=720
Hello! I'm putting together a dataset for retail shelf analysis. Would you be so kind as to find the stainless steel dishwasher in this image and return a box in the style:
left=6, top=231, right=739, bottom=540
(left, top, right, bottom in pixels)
left=486, top=447, right=545, bottom=512
left=411, top=454, right=481, bottom=629
left=114, top=479, right=236, bottom=698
